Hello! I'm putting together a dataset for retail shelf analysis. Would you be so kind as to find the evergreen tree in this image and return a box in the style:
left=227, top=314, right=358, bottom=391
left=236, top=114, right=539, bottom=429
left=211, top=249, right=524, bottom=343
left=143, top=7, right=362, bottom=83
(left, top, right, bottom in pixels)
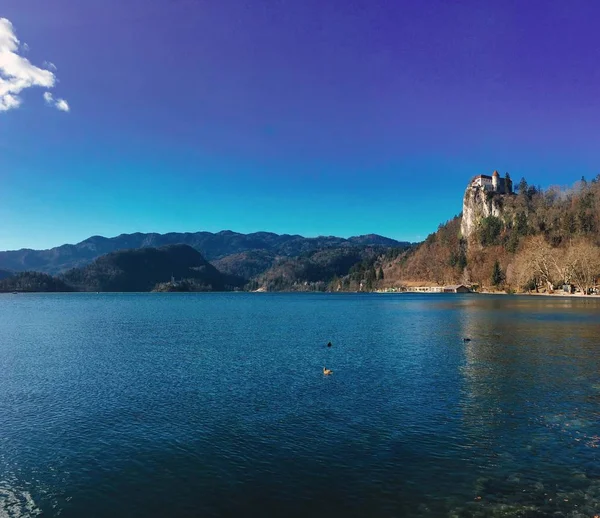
left=378, top=266, right=384, bottom=281
left=369, top=266, right=377, bottom=281
left=491, top=260, right=504, bottom=286
left=518, top=177, right=528, bottom=196
left=365, top=266, right=376, bottom=290
left=506, top=231, right=519, bottom=254
left=505, top=172, right=512, bottom=192
left=479, top=216, right=503, bottom=246
left=514, top=211, right=528, bottom=236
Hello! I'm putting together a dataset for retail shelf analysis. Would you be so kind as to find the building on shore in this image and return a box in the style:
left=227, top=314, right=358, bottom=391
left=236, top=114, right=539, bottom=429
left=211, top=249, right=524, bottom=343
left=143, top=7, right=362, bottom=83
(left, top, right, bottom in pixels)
left=404, top=285, right=471, bottom=294
left=442, top=285, right=471, bottom=293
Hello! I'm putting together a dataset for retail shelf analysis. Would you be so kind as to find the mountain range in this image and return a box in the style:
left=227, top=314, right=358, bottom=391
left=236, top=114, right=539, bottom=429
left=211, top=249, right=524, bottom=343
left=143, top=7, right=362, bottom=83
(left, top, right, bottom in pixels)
left=0, top=231, right=409, bottom=276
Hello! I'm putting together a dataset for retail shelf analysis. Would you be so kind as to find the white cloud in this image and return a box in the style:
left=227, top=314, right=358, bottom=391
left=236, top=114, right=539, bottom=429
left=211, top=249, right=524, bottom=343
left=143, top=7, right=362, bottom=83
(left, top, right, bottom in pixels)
left=0, top=18, right=69, bottom=112
left=22, top=42, right=29, bottom=53
left=55, top=98, right=69, bottom=112
left=43, top=61, right=57, bottom=71
left=43, top=91, right=70, bottom=112
left=0, top=93, right=20, bottom=111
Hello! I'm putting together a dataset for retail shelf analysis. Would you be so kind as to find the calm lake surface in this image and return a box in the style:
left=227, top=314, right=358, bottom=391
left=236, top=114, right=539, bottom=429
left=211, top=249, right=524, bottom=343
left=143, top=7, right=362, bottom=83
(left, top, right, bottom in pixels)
left=1, top=293, right=599, bottom=517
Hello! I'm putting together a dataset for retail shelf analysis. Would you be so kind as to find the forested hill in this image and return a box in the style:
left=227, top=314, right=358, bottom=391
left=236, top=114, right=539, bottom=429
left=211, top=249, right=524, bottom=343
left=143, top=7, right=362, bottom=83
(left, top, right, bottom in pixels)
left=60, top=245, right=243, bottom=292
left=250, top=246, right=398, bottom=292
left=0, top=230, right=408, bottom=275
left=0, top=272, right=73, bottom=293
left=378, top=176, right=600, bottom=293
left=0, top=243, right=410, bottom=293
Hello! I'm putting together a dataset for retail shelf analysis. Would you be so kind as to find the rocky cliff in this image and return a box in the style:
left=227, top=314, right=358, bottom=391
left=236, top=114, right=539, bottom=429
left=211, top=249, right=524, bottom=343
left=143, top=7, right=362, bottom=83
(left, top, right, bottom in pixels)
left=461, top=184, right=508, bottom=241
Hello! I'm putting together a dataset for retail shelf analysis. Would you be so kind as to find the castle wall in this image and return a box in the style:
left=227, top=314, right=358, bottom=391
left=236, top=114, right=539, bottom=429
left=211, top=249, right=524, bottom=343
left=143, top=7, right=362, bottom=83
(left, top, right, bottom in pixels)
left=472, top=176, right=493, bottom=190
left=472, top=173, right=513, bottom=194
left=495, top=178, right=512, bottom=194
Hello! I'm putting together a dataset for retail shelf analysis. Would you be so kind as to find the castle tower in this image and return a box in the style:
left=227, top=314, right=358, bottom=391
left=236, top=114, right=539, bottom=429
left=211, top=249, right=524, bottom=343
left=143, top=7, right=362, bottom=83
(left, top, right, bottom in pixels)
left=492, top=170, right=499, bottom=192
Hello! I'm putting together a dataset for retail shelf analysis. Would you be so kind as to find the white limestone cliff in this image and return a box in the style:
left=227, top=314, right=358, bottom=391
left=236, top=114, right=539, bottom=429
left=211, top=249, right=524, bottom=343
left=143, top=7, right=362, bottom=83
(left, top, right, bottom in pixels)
left=461, top=184, right=505, bottom=241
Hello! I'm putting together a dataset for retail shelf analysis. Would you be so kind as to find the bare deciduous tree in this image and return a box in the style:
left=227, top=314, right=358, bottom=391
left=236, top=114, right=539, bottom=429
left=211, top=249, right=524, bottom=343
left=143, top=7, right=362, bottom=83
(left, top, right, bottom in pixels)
left=564, top=239, right=600, bottom=295
left=512, top=236, right=557, bottom=292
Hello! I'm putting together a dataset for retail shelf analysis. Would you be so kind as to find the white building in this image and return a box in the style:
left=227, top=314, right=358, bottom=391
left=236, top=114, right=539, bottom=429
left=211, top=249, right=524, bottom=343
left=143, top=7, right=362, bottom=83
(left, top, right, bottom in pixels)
left=470, top=170, right=512, bottom=194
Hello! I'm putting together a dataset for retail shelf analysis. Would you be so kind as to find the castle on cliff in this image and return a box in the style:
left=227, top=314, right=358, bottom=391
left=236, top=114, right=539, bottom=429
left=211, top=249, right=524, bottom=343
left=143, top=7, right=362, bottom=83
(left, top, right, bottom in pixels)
left=470, top=170, right=513, bottom=194
left=461, top=170, right=513, bottom=240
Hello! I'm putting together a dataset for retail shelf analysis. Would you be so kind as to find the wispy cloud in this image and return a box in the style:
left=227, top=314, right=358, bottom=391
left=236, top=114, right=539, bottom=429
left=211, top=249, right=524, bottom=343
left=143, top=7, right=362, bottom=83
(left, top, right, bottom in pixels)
left=43, top=91, right=70, bottom=112
left=0, top=17, right=69, bottom=112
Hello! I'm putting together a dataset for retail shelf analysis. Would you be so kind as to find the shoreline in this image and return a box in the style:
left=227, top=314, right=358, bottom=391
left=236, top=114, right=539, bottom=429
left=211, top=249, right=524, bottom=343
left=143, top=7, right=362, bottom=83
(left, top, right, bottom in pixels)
left=477, top=290, right=597, bottom=298
left=2, top=288, right=599, bottom=298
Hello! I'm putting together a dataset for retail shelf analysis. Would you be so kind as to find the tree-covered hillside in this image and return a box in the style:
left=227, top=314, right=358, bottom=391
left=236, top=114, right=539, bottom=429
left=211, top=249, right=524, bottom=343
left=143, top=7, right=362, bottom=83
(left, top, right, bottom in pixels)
left=0, top=272, right=73, bottom=292
left=211, top=250, right=277, bottom=280
left=251, top=246, right=409, bottom=292
left=380, top=176, right=600, bottom=293
left=60, top=244, right=244, bottom=292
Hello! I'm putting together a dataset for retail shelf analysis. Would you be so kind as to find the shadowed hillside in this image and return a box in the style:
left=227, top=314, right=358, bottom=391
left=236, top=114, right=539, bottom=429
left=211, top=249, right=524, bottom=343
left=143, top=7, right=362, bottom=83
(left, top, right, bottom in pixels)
left=60, top=245, right=244, bottom=292
left=0, top=272, right=73, bottom=293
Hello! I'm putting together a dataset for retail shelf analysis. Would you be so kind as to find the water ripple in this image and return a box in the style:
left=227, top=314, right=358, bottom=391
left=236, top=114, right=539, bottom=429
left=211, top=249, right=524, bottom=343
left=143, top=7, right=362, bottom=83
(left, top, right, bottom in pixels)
left=1, top=293, right=599, bottom=517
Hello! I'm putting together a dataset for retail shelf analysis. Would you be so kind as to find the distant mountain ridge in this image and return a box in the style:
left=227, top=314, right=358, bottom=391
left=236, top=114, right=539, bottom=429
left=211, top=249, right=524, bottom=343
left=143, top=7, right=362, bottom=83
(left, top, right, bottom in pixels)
left=0, top=231, right=409, bottom=275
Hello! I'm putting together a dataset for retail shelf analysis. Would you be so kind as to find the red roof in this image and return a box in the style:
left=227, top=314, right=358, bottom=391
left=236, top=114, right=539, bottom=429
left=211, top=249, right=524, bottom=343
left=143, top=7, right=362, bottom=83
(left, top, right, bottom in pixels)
left=492, top=170, right=500, bottom=177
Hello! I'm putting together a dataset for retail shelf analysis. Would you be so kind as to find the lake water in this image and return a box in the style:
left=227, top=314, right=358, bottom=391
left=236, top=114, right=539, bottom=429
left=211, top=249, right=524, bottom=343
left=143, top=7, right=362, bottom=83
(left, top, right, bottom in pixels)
left=1, top=293, right=599, bottom=517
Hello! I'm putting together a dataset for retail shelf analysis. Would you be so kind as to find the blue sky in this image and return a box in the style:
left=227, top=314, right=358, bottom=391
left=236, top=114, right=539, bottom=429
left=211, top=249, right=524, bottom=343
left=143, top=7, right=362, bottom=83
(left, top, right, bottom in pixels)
left=2, top=0, right=600, bottom=250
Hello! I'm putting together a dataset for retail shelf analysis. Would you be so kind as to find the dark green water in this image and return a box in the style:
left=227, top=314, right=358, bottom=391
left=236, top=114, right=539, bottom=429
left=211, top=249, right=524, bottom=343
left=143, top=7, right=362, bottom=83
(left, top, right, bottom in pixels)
left=1, top=293, right=599, bottom=517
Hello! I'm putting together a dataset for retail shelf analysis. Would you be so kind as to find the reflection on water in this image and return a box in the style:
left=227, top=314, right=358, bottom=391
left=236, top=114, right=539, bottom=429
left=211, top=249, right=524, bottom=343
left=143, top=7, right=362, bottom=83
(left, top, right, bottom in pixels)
left=452, top=295, right=600, bottom=516
left=0, top=293, right=599, bottom=517
left=0, top=478, right=41, bottom=518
